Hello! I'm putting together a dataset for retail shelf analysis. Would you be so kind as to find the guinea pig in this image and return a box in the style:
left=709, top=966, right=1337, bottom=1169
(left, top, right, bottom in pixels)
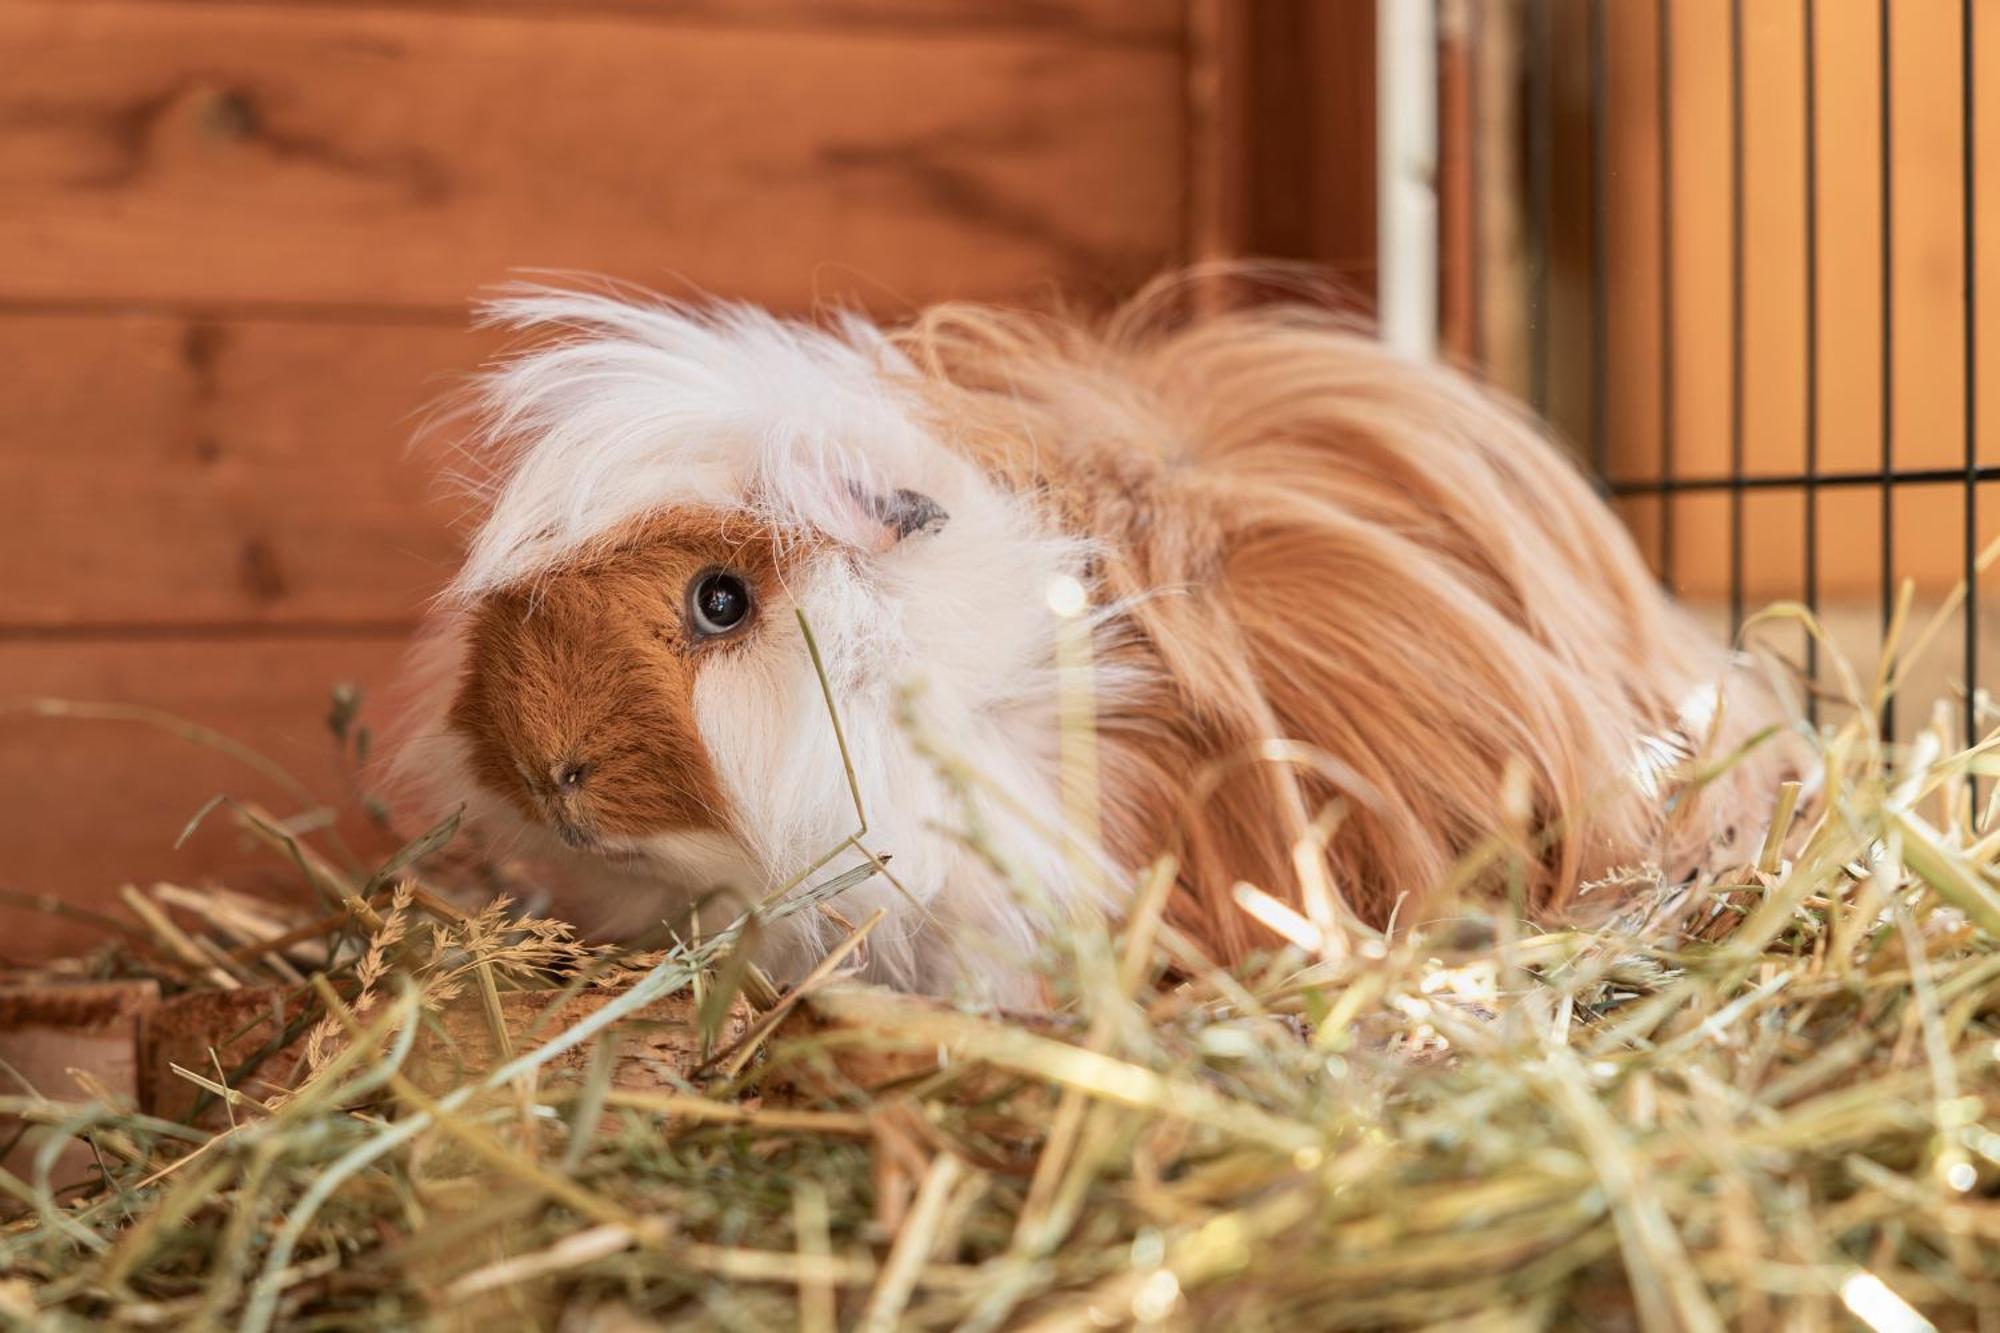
left=388, top=275, right=1791, bottom=1003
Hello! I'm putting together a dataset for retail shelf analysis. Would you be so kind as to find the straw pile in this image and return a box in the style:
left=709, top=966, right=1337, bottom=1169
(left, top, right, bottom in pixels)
left=2, top=611, right=1997, bottom=1331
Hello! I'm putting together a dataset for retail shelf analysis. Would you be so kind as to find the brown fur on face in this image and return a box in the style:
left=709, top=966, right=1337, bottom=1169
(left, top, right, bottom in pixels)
left=447, top=510, right=792, bottom=852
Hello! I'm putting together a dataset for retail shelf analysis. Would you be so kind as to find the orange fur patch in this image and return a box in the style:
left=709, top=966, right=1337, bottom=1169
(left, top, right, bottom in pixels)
left=891, top=279, right=1787, bottom=958
left=447, top=510, right=796, bottom=849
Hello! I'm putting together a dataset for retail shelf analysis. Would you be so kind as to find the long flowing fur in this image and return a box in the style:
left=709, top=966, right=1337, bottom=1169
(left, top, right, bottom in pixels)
left=887, top=280, right=1784, bottom=957
left=391, top=275, right=1790, bottom=998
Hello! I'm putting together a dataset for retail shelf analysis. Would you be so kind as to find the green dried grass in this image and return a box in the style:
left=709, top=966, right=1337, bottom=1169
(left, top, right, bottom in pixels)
left=1, top=607, right=1998, bottom=1331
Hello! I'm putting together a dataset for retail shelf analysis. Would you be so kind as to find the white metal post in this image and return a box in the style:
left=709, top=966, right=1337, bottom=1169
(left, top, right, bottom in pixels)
left=1377, top=0, right=1439, bottom=360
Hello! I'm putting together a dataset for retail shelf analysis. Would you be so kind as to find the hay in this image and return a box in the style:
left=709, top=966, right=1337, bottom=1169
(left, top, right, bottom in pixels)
left=2, top=613, right=1998, bottom=1331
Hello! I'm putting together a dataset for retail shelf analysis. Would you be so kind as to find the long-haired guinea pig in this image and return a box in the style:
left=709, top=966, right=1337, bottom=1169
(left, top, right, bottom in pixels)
left=388, top=275, right=1792, bottom=1003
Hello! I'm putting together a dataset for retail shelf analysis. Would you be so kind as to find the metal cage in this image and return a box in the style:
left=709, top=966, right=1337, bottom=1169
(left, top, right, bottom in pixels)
left=1426, top=0, right=1989, bottom=744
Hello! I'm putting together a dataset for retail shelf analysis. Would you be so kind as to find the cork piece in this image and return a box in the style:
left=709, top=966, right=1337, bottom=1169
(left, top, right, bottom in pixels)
left=140, top=984, right=754, bottom=1127
left=0, top=980, right=161, bottom=1188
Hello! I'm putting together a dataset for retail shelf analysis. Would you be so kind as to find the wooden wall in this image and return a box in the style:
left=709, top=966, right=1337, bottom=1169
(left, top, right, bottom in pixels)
left=0, top=0, right=1378, bottom=958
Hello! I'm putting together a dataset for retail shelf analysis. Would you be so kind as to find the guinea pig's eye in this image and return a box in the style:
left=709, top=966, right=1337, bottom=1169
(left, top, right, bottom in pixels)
left=686, top=569, right=754, bottom=639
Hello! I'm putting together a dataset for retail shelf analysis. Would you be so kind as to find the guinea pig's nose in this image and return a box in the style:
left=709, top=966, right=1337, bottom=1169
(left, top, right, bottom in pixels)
left=553, top=760, right=594, bottom=794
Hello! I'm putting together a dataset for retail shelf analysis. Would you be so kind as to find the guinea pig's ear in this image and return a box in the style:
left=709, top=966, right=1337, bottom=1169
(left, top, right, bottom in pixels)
left=850, top=483, right=949, bottom=551
left=763, top=432, right=950, bottom=553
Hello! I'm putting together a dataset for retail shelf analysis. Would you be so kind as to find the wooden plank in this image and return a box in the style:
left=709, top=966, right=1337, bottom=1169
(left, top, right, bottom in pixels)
left=1222, top=0, right=1376, bottom=276
left=1602, top=0, right=1663, bottom=487
left=0, top=312, right=483, bottom=630
left=1294, top=0, right=1376, bottom=276
left=1661, top=0, right=1731, bottom=501
left=1541, top=0, right=1597, bottom=453
left=1739, top=0, right=1806, bottom=482
left=0, top=1, right=1183, bottom=311
left=1813, top=0, right=1886, bottom=482
left=1982, top=0, right=2000, bottom=474
left=115, top=0, right=1184, bottom=46
left=1435, top=0, right=1479, bottom=368
left=1885, top=0, right=1969, bottom=477
left=1474, top=0, right=1527, bottom=399
left=1184, top=0, right=1250, bottom=271
left=1179, top=0, right=1377, bottom=312
left=0, top=636, right=412, bottom=962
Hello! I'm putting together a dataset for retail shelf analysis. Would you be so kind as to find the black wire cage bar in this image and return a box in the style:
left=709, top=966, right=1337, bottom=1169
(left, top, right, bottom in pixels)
left=1458, top=0, right=1987, bottom=745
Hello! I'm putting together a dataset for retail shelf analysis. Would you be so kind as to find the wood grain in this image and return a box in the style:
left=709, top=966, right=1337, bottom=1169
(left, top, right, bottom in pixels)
left=1435, top=0, right=1479, bottom=368
left=1228, top=0, right=1376, bottom=278
left=0, top=312, right=484, bottom=630
left=1183, top=0, right=1249, bottom=270
left=115, top=0, right=1183, bottom=46
left=0, top=1, right=1183, bottom=312
left=1595, top=0, right=1996, bottom=598
left=0, top=635, right=411, bottom=961
left=0, top=0, right=1407, bottom=971
left=1179, top=0, right=1376, bottom=313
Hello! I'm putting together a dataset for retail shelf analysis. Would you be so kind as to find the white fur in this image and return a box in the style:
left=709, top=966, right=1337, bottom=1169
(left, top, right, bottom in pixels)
left=410, top=289, right=1115, bottom=1001
left=451, top=292, right=955, bottom=597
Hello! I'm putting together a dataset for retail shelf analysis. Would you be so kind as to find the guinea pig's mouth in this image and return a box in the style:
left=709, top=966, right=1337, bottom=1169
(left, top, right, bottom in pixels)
left=598, top=845, right=651, bottom=867
left=548, top=820, right=652, bottom=868
left=550, top=817, right=608, bottom=855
